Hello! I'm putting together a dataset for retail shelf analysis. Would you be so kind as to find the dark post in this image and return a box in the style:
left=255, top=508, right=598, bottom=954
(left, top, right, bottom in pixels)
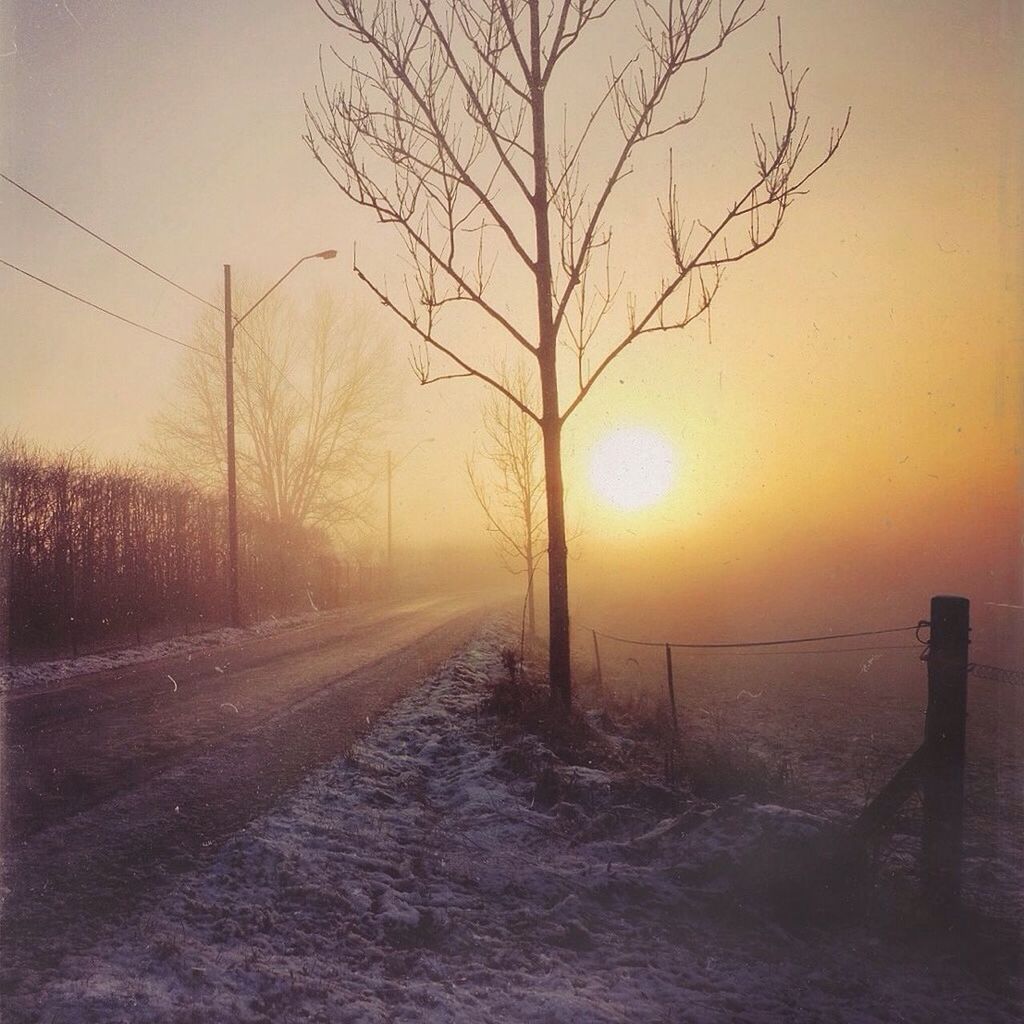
left=665, top=643, right=679, bottom=737
left=922, top=594, right=969, bottom=909
left=224, top=265, right=240, bottom=627
left=591, top=629, right=603, bottom=690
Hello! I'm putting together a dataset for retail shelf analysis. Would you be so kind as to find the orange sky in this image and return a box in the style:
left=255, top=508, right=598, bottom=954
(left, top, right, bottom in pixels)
left=1, top=0, right=1021, bottom=610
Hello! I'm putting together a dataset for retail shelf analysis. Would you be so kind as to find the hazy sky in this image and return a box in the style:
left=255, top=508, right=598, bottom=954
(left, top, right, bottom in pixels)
left=2, top=0, right=1021, bottom=608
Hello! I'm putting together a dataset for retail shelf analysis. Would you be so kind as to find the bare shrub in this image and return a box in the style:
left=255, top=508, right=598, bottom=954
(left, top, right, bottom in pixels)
left=0, top=435, right=351, bottom=659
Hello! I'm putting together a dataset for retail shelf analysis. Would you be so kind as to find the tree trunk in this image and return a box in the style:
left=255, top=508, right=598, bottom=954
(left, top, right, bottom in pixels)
left=541, top=417, right=571, bottom=706
left=528, top=0, right=572, bottom=706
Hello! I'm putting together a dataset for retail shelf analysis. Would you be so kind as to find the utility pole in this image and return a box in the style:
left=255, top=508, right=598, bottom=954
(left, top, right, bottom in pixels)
left=224, top=264, right=240, bottom=627
left=220, top=249, right=336, bottom=628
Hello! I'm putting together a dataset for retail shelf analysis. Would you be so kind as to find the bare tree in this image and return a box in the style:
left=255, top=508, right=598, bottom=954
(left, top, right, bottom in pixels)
left=151, top=288, right=391, bottom=539
left=305, top=0, right=848, bottom=704
left=467, top=365, right=545, bottom=636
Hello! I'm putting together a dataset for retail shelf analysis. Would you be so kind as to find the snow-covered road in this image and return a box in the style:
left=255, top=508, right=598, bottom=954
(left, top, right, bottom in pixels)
left=1, top=594, right=491, bottom=981
left=4, top=625, right=1018, bottom=1023
left=4, top=593, right=491, bottom=841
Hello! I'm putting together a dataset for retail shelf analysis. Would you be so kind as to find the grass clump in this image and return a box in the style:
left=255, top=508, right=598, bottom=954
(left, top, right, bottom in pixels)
left=485, top=671, right=615, bottom=771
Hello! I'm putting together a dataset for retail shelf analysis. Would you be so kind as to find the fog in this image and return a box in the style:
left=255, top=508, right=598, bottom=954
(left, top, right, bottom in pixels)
left=3, top=7, right=1024, bottom=1021
left=2, top=0, right=1021, bottom=667
left=568, top=496, right=1022, bottom=667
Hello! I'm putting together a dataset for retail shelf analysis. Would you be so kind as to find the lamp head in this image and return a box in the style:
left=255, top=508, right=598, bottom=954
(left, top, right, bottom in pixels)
left=314, top=249, right=338, bottom=260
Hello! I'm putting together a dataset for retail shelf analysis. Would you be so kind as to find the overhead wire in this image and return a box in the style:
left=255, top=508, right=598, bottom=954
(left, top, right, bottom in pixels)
left=1, top=171, right=221, bottom=313
left=0, top=257, right=216, bottom=360
left=2, top=172, right=313, bottom=408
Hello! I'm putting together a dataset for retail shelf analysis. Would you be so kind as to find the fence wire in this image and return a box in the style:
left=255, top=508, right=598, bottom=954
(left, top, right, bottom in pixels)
left=587, top=622, right=923, bottom=651
left=635, top=643, right=921, bottom=658
left=584, top=613, right=1024, bottom=695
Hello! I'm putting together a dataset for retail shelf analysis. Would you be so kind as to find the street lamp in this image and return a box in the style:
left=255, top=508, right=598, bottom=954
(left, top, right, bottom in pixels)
left=386, top=439, right=435, bottom=576
left=223, top=249, right=336, bottom=626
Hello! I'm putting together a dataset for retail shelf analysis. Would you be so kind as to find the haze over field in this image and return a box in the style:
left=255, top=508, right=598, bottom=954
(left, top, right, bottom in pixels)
left=1, top=0, right=1021, bottom=639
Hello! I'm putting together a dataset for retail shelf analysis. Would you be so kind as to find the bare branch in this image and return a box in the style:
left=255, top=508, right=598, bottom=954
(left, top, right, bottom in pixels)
left=561, top=23, right=849, bottom=422
left=355, top=259, right=541, bottom=423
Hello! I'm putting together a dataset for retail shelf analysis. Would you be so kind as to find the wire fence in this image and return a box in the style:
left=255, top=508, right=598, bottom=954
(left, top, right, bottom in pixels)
left=584, top=621, right=929, bottom=707
left=581, top=602, right=1019, bottom=811
left=585, top=618, right=1022, bottom=688
left=588, top=623, right=924, bottom=650
left=577, top=614, right=929, bottom=782
left=578, top=596, right=1021, bottom=911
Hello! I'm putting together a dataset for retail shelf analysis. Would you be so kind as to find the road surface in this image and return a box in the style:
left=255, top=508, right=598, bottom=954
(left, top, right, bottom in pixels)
left=1, top=592, right=493, bottom=958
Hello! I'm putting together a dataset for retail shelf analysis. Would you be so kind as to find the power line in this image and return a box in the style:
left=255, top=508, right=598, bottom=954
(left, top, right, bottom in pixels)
left=0, top=257, right=216, bottom=360
left=1, top=172, right=221, bottom=313
left=2, top=172, right=312, bottom=407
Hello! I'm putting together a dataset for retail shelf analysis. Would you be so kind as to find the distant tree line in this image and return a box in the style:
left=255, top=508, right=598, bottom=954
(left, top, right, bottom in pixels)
left=0, top=437, right=365, bottom=661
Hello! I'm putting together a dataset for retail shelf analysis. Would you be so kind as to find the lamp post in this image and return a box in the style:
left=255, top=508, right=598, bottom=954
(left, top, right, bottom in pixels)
left=223, top=249, right=336, bottom=625
left=386, top=439, right=434, bottom=577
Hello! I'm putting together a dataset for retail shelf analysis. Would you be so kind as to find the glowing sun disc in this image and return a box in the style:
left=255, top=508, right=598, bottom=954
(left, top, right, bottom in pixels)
left=589, top=427, right=675, bottom=511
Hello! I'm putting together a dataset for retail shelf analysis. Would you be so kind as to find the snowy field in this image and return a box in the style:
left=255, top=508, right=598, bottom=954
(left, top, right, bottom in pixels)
left=0, top=609, right=332, bottom=693
left=588, top=636, right=1024, bottom=929
left=5, top=625, right=1020, bottom=1023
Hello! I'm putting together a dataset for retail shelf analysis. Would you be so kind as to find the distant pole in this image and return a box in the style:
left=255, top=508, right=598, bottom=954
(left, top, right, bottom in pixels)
left=922, top=594, right=969, bottom=909
left=386, top=450, right=393, bottom=575
left=224, top=264, right=240, bottom=627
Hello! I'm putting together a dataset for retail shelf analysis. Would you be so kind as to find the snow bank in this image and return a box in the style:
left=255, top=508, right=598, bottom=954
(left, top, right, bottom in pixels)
left=7, top=625, right=1018, bottom=1023
left=0, top=610, right=330, bottom=693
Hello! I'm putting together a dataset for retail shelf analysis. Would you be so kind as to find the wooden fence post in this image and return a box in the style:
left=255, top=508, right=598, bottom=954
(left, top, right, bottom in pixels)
left=665, top=643, right=679, bottom=738
left=922, top=594, right=969, bottom=909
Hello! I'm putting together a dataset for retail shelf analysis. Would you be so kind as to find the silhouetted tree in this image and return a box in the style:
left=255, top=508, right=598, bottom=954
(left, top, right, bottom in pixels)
left=306, top=0, right=848, bottom=704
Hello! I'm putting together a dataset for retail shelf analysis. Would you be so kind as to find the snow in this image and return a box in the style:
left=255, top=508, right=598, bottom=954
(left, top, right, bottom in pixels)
left=0, top=610, right=331, bottom=693
left=589, top=636, right=1024, bottom=927
left=6, top=624, right=1019, bottom=1023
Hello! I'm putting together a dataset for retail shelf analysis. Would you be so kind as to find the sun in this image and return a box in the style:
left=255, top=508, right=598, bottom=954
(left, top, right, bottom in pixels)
left=588, top=426, right=676, bottom=511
